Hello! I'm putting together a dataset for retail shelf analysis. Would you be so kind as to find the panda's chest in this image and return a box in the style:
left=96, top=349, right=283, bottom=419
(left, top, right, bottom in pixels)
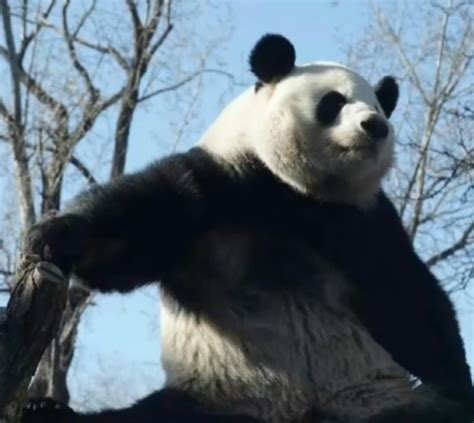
left=168, top=225, right=346, bottom=316
left=172, top=226, right=361, bottom=346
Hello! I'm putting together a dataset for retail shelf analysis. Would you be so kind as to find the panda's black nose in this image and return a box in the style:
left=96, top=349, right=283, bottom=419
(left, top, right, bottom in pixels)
left=361, top=115, right=389, bottom=139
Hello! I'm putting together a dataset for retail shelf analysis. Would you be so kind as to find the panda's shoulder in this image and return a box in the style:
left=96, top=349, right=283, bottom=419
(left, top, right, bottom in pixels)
left=157, top=147, right=290, bottom=201
left=146, top=148, right=267, bottom=212
left=144, top=147, right=233, bottom=197
left=150, top=147, right=329, bottom=225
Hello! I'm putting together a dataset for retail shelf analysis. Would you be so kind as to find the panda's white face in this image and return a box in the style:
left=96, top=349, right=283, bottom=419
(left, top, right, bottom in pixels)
left=253, top=63, right=395, bottom=207
left=200, top=35, right=398, bottom=208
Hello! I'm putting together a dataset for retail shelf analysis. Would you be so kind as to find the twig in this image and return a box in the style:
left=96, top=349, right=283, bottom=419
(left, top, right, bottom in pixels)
left=138, top=69, right=245, bottom=103
left=426, top=222, right=474, bottom=268
left=69, top=155, right=97, bottom=186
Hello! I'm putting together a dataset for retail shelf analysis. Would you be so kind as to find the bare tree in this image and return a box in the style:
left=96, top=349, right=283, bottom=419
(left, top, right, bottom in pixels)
left=348, top=0, right=474, bottom=291
left=0, top=0, right=232, bottom=407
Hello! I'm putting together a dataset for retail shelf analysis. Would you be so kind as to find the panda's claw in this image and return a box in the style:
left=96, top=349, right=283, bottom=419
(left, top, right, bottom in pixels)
left=23, top=214, right=90, bottom=276
left=22, top=398, right=77, bottom=423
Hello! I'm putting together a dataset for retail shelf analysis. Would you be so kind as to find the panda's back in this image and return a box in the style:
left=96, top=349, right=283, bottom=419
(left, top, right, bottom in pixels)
left=160, top=227, right=415, bottom=422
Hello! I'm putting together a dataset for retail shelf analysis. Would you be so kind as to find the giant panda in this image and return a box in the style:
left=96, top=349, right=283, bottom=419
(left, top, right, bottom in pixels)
left=22, top=34, right=473, bottom=423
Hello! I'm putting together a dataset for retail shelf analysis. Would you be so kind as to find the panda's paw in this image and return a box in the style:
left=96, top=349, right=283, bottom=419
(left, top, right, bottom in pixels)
left=22, top=398, right=78, bottom=423
left=23, top=214, right=90, bottom=275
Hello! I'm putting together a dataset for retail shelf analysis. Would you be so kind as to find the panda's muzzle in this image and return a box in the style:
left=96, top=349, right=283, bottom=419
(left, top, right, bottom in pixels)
left=360, top=115, right=389, bottom=140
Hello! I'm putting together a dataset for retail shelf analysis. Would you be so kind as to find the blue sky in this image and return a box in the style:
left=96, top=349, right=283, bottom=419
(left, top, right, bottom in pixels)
left=0, top=0, right=472, bottom=410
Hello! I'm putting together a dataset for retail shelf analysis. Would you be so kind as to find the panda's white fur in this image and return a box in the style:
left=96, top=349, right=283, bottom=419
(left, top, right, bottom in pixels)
left=159, top=63, right=421, bottom=422
left=200, top=62, right=394, bottom=208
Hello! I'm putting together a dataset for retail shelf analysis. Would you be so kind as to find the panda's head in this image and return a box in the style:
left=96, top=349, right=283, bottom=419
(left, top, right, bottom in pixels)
left=201, top=34, right=399, bottom=208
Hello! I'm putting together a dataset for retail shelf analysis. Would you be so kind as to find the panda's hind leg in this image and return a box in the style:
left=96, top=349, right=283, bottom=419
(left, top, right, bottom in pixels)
left=21, top=388, right=263, bottom=423
left=367, top=393, right=473, bottom=423
left=368, top=407, right=472, bottom=423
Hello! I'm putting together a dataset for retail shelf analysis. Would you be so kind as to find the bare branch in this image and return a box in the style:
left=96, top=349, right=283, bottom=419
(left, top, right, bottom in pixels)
left=0, top=0, right=23, bottom=124
left=18, top=0, right=57, bottom=63
left=170, top=71, right=203, bottom=152
left=138, top=69, right=245, bottom=103
left=69, top=87, right=125, bottom=146
left=0, top=133, right=100, bottom=187
left=149, top=20, right=173, bottom=57
left=71, top=0, right=96, bottom=38
left=111, top=1, right=172, bottom=179
left=0, top=46, right=68, bottom=121
left=442, top=12, right=473, bottom=99
left=407, top=109, right=441, bottom=240
left=432, top=0, right=452, bottom=99
left=20, top=12, right=130, bottom=71
left=20, top=0, right=27, bottom=41
left=0, top=0, right=37, bottom=229
left=69, top=155, right=97, bottom=186
left=126, top=0, right=142, bottom=40
left=148, top=0, right=171, bottom=57
left=61, top=0, right=99, bottom=103
left=0, top=97, right=14, bottom=124
left=372, top=4, right=431, bottom=105
left=426, top=222, right=474, bottom=268
left=72, top=37, right=129, bottom=71
left=399, top=110, right=437, bottom=222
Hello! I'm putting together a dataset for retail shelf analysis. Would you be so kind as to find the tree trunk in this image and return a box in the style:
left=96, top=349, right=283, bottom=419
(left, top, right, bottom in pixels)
left=28, top=178, right=83, bottom=405
left=0, top=257, right=68, bottom=422
left=28, top=340, right=70, bottom=404
left=28, top=283, right=90, bottom=404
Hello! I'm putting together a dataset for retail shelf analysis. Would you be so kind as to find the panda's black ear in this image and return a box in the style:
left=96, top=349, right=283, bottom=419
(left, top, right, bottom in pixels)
left=374, top=76, right=399, bottom=118
left=249, top=34, right=296, bottom=83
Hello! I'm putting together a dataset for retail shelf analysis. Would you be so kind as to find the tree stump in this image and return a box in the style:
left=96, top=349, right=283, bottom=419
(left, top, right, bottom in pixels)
left=0, top=255, right=68, bottom=422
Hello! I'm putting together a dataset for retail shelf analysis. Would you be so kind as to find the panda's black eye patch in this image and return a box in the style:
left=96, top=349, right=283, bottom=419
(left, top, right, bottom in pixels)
left=316, top=91, right=347, bottom=125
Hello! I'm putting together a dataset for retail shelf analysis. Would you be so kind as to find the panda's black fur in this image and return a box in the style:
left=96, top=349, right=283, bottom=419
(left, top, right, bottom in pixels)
left=373, top=76, right=399, bottom=118
left=249, top=33, right=296, bottom=83
left=22, top=35, right=473, bottom=423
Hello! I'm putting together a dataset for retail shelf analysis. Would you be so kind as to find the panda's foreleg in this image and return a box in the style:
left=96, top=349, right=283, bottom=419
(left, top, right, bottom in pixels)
left=351, top=194, right=473, bottom=404
left=321, top=192, right=472, bottom=406
left=22, top=389, right=263, bottom=423
left=23, top=154, right=207, bottom=294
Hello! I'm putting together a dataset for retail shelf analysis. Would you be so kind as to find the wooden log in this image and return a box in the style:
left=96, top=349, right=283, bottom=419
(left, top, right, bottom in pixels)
left=0, top=255, right=68, bottom=422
